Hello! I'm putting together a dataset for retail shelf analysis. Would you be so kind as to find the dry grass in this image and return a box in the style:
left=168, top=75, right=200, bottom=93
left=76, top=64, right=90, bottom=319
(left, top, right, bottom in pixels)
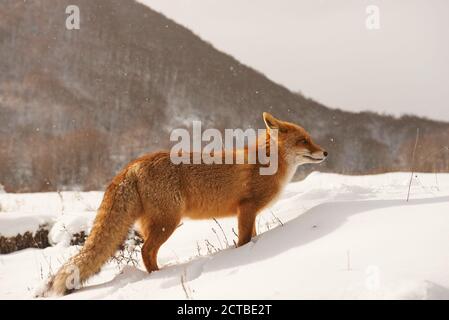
left=0, top=225, right=50, bottom=254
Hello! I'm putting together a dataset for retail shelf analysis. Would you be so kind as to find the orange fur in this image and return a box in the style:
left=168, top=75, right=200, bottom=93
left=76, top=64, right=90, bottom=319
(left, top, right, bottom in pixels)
left=41, top=112, right=327, bottom=296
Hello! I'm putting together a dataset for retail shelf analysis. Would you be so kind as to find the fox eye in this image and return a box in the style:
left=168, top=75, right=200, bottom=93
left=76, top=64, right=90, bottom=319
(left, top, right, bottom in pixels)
left=298, top=138, right=308, bottom=145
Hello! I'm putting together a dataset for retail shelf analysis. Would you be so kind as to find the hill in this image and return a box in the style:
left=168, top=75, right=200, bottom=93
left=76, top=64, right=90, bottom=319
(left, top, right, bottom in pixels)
left=0, top=0, right=448, bottom=192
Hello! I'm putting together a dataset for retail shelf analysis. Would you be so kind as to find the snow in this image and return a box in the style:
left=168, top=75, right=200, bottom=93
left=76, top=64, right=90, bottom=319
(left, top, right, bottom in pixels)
left=0, top=191, right=102, bottom=237
left=1, top=172, right=449, bottom=299
left=48, top=213, right=96, bottom=247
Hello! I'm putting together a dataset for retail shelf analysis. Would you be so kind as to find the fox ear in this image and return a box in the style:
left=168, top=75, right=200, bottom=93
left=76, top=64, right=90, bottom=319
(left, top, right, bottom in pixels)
left=263, top=112, right=285, bottom=132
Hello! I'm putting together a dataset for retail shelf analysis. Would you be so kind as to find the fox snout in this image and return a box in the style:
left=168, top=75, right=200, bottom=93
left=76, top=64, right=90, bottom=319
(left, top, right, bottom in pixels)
left=304, top=149, right=328, bottom=163
left=303, top=141, right=328, bottom=163
left=312, top=149, right=328, bottom=159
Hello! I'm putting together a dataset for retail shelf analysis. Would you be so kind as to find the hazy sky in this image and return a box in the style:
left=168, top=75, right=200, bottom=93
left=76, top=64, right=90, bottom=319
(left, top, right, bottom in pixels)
left=140, top=0, right=449, bottom=121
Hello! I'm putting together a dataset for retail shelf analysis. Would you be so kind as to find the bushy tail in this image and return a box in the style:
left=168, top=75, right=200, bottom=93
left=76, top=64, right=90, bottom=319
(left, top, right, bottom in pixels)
left=39, top=169, right=142, bottom=297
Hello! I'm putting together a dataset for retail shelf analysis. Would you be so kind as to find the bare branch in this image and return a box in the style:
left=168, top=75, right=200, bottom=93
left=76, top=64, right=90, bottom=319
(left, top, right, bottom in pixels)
left=407, top=128, right=420, bottom=202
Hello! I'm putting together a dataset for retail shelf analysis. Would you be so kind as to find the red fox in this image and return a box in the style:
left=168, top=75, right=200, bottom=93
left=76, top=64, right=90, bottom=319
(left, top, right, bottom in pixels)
left=40, top=112, right=327, bottom=296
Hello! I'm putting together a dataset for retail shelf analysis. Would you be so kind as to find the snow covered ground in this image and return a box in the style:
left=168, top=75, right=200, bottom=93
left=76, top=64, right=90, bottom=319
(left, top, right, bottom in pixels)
left=1, top=172, right=449, bottom=300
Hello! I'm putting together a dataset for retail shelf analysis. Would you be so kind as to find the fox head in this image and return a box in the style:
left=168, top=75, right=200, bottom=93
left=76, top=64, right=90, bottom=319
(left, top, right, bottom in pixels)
left=263, top=112, right=328, bottom=165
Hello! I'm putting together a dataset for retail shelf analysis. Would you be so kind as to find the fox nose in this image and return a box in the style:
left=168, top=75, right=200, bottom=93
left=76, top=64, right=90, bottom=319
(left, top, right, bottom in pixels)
left=323, top=151, right=328, bottom=157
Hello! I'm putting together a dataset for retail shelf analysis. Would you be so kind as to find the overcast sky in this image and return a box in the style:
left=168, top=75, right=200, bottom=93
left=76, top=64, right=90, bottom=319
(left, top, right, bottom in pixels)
left=139, top=0, right=449, bottom=122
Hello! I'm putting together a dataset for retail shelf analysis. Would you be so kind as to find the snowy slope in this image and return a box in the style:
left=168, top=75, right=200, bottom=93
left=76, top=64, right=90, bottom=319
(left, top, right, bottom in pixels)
left=1, top=172, right=449, bottom=299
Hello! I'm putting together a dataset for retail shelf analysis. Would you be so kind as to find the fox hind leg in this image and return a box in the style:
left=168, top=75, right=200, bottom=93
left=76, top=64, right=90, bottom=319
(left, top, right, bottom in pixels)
left=139, top=213, right=180, bottom=273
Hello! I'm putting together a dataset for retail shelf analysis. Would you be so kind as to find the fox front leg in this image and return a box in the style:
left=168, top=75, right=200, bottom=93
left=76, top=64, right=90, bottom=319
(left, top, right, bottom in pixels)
left=237, top=202, right=258, bottom=247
